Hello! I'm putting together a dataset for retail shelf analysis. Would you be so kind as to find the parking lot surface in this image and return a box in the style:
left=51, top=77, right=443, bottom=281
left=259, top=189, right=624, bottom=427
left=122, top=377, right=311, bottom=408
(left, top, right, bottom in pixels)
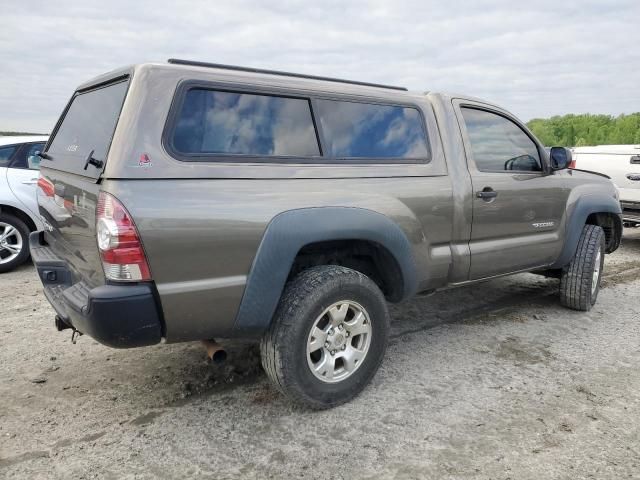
left=1, top=230, right=639, bottom=479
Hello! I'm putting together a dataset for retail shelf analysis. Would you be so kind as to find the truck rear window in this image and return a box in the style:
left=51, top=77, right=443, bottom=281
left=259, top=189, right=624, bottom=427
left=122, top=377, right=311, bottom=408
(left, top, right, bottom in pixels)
left=47, top=79, right=129, bottom=175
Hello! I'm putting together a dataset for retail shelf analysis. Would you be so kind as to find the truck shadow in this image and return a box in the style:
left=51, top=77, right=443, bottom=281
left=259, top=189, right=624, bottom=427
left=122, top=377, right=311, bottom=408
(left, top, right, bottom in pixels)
left=389, top=274, right=560, bottom=341
left=620, top=228, right=640, bottom=253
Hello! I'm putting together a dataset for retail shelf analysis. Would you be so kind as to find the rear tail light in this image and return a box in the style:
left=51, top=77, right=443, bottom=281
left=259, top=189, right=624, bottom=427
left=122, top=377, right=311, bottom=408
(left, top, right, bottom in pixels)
left=37, top=176, right=55, bottom=197
left=96, top=192, right=151, bottom=281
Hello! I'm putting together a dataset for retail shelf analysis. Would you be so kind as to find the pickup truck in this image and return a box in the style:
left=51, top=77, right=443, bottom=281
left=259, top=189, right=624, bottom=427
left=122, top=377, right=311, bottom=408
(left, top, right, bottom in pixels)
left=31, top=60, right=622, bottom=408
left=571, top=145, right=640, bottom=227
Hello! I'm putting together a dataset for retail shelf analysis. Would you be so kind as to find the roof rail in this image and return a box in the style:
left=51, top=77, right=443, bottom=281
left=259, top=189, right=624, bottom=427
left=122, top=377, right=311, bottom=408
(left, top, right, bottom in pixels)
left=167, top=58, right=408, bottom=92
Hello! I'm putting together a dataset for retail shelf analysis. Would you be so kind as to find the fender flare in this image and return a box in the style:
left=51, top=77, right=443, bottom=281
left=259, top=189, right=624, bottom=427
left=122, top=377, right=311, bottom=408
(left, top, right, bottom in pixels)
left=551, top=194, right=622, bottom=268
left=233, top=207, right=419, bottom=334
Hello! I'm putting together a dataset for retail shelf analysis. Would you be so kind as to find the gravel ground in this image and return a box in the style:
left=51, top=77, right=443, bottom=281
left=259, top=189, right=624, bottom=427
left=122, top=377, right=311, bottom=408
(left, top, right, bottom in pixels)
left=1, top=229, right=639, bottom=479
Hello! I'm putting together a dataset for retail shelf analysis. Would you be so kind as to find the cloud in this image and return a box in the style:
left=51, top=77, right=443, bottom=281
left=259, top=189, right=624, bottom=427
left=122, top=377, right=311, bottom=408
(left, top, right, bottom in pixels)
left=1, top=0, right=639, bottom=132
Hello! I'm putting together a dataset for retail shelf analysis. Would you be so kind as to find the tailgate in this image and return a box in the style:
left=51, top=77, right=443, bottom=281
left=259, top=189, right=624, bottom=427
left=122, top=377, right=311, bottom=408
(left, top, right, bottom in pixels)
left=37, top=78, right=130, bottom=288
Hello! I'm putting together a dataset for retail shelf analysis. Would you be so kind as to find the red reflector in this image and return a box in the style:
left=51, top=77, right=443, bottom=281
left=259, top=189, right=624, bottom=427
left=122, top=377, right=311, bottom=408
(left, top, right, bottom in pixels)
left=568, top=159, right=576, bottom=169
left=96, top=192, right=151, bottom=281
left=37, top=176, right=55, bottom=197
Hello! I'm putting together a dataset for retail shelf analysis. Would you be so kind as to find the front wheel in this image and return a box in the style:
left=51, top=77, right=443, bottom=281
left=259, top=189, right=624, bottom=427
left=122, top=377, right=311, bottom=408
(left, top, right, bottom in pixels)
left=260, top=265, right=390, bottom=409
left=560, top=224, right=606, bottom=311
left=0, top=213, right=31, bottom=273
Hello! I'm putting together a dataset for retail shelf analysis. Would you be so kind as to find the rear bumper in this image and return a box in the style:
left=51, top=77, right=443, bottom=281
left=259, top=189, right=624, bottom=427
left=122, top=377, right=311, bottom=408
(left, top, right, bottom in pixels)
left=30, top=232, right=163, bottom=348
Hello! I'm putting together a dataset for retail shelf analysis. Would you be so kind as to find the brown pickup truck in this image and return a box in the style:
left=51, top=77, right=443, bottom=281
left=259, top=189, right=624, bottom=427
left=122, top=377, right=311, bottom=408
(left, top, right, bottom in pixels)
left=31, top=59, right=622, bottom=408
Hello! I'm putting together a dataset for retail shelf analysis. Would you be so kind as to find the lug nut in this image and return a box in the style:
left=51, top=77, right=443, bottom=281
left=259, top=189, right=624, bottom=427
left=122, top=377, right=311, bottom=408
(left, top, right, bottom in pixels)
left=328, top=328, right=334, bottom=335
left=338, top=324, right=344, bottom=331
left=324, top=341, right=330, bottom=348
left=331, top=350, right=336, bottom=356
left=341, top=345, right=346, bottom=350
left=345, top=332, right=350, bottom=337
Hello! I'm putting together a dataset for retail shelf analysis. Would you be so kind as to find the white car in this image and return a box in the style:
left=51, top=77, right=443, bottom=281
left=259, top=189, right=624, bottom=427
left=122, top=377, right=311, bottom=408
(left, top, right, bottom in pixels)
left=0, top=135, right=48, bottom=272
left=571, top=145, right=640, bottom=227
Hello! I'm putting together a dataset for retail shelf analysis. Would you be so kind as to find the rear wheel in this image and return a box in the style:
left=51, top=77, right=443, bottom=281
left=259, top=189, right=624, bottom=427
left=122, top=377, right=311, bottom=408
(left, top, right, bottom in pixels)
left=559, top=224, right=605, bottom=311
left=260, top=265, right=390, bottom=409
left=0, top=213, right=31, bottom=273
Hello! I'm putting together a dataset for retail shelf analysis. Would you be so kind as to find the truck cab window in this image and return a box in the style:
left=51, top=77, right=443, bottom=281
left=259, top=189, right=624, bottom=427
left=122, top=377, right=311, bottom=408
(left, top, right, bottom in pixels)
left=461, top=108, right=541, bottom=172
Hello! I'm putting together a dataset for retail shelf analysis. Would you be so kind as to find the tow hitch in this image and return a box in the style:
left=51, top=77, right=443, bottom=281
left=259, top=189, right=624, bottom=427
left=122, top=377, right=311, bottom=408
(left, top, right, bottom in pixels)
left=55, top=315, right=83, bottom=344
left=55, top=315, right=71, bottom=332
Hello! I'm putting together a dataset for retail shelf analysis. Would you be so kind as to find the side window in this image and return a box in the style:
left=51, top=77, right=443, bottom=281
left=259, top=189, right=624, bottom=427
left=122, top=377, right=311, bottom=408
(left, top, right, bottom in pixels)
left=461, top=108, right=542, bottom=172
left=171, top=89, right=320, bottom=157
left=0, top=145, right=17, bottom=168
left=12, top=142, right=46, bottom=169
left=314, top=99, right=429, bottom=159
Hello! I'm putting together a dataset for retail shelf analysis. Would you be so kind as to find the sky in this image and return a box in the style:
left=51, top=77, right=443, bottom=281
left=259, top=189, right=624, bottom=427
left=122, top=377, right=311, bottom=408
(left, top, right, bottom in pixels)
left=1, top=0, right=639, bottom=132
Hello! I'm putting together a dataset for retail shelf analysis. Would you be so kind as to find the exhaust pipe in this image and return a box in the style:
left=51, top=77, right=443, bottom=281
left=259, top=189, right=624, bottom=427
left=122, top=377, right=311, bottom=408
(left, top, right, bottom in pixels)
left=201, top=339, right=227, bottom=363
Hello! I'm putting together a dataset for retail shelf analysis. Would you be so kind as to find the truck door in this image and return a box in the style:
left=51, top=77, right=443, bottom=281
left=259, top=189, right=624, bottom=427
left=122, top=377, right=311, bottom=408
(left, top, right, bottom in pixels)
left=454, top=101, right=567, bottom=280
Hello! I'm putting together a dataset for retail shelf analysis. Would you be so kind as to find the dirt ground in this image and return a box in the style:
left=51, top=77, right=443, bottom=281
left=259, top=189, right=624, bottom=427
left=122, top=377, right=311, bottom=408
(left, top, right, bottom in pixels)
left=1, top=230, right=639, bottom=479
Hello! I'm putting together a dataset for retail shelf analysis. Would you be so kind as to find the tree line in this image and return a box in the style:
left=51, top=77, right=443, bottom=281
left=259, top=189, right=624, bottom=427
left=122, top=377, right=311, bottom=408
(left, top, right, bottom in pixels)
left=526, top=113, right=640, bottom=147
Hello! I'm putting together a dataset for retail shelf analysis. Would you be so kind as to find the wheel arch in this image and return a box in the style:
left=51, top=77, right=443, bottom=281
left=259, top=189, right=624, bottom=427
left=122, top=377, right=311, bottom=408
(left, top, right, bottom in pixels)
left=585, top=212, right=622, bottom=253
left=551, top=194, right=622, bottom=268
left=233, top=207, right=419, bottom=335
left=288, top=238, right=406, bottom=303
left=0, top=203, right=38, bottom=232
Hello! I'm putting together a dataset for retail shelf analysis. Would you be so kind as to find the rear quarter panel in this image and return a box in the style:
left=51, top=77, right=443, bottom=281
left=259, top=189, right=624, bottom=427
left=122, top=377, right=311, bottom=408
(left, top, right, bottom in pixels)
left=106, top=175, right=454, bottom=342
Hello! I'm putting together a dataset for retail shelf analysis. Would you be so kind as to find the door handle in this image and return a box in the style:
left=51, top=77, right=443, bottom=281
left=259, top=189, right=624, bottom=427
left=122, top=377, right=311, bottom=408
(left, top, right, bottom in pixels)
left=630, top=155, right=640, bottom=165
left=627, top=173, right=640, bottom=181
left=476, top=189, right=498, bottom=199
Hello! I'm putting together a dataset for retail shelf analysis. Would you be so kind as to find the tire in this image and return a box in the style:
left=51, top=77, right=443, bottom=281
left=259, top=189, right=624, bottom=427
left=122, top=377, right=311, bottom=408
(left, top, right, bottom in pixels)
left=0, top=213, right=31, bottom=273
left=559, top=224, right=606, bottom=311
left=260, top=265, right=390, bottom=409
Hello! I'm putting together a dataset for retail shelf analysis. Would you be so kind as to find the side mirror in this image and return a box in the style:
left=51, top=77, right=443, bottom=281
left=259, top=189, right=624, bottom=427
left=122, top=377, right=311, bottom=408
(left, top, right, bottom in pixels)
left=28, top=153, right=42, bottom=170
left=550, top=146, right=572, bottom=170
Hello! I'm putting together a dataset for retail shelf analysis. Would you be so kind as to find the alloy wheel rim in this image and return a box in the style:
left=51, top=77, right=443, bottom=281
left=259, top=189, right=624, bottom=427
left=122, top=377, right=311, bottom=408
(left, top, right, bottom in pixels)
left=592, top=247, right=602, bottom=295
left=306, top=300, right=372, bottom=383
left=0, top=222, right=23, bottom=265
